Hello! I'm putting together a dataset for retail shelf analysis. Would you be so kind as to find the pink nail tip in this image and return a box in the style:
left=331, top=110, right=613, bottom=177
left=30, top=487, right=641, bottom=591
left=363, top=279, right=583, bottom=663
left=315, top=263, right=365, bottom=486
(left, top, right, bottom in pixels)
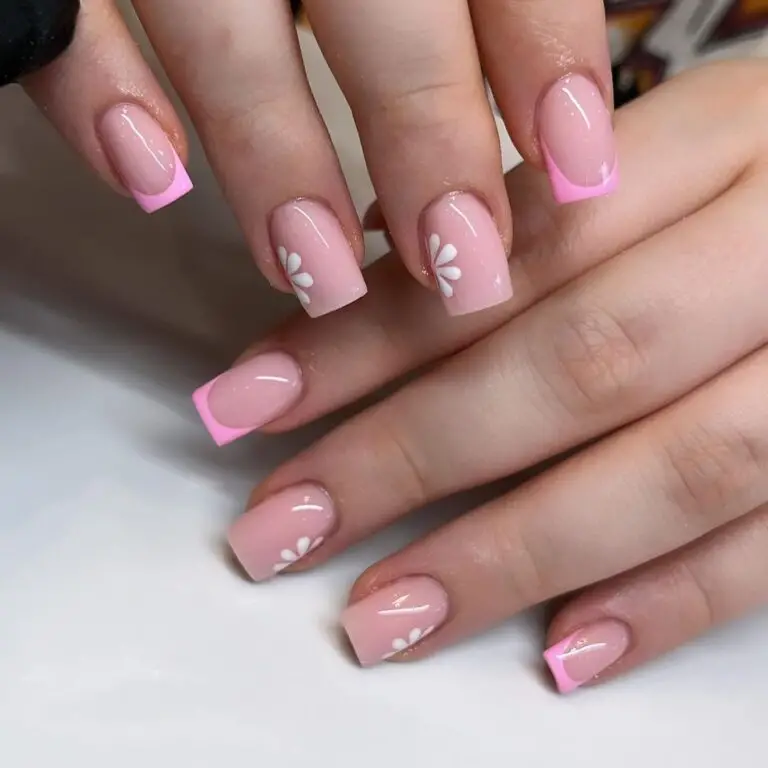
left=134, top=151, right=194, bottom=213
left=543, top=146, right=619, bottom=204
left=192, top=377, right=253, bottom=448
left=228, top=484, right=335, bottom=582
left=341, top=576, right=449, bottom=668
left=543, top=637, right=583, bottom=695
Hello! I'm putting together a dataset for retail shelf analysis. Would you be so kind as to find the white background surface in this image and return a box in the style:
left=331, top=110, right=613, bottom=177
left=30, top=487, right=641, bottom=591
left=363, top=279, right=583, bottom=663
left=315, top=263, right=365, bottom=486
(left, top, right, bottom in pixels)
left=0, top=18, right=766, bottom=768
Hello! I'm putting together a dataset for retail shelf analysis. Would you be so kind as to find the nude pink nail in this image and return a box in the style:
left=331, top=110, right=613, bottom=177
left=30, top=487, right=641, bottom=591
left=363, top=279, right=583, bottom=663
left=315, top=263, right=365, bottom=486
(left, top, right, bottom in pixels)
left=538, top=74, right=619, bottom=204
left=99, top=103, right=193, bottom=213
left=270, top=199, right=367, bottom=318
left=228, top=484, right=335, bottom=582
left=192, top=352, right=302, bottom=447
left=423, top=192, right=512, bottom=316
left=544, top=619, right=631, bottom=694
left=342, top=577, right=449, bottom=667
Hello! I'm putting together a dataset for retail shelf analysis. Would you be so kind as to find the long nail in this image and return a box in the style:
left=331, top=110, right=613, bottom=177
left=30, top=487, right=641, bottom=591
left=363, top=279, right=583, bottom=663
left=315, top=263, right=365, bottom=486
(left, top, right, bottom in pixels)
left=423, top=192, right=512, bottom=316
left=538, top=74, right=619, bottom=204
left=270, top=199, right=367, bottom=318
left=341, top=577, right=449, bottom=667
left=99, top=103, right=193, bottom=213
left=192, top=352, right=302, bottom=447
left=229, top=484, right=335, bottom=581
left=544, top=619, right=631, bottom=694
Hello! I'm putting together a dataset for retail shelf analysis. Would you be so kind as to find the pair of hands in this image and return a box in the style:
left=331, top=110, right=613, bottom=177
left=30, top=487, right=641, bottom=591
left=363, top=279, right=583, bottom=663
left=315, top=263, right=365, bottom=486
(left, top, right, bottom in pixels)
left=193, top=61, right=768, bottom=692
left=24, top=0, right=614, bottom=317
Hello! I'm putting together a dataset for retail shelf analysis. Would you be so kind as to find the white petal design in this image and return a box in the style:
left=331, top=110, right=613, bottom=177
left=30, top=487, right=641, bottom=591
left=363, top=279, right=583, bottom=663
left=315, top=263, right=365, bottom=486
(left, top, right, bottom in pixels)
left=408, top=628, right=422, bottom=644
left=435, top=244, right=458, bottom=267
left=280, top=549, right=298, bottom=563
left=438, top=266, right=462, bottom=281
left=428, top=233, right=441, bottom=259
left=273, top=562, right=291, bottom=573
left=294, top=288, right=311, bottom=307
left=437, top=275, right=454, bottom=298
left=277, top=246, right=289, bottom=269
left=286, top=252, right=302, bottom=276
left=296, top=537, right=312, bottom=556
left=291, top=272, right=314, bottom=288
left=392, top=638, right=409, bottom=652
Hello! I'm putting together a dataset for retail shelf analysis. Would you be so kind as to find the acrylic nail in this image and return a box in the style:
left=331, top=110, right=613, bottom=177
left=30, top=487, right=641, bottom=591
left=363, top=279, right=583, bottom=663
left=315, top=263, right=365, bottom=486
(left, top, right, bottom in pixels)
left=270, top=199, right=367, bottom=318
left=228, top=484, right=335, bottom=582
left=192, top=352, right=302, bottom=447
left=341, top=577, right=449, bottom=667
left=538, top=74, right=619, bottom=204
left=423, top=192, right=512, bottom=316
left=99, top=103, right=193, bottom=213
left=544, top=619, right=631, bottom=694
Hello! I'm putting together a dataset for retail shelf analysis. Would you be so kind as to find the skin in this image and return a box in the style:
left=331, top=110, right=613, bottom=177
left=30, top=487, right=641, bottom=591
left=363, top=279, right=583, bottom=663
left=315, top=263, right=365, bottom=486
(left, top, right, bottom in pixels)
left=21, top=0, right=610, bottom=291
left=231, top=60, right=768, bottom=685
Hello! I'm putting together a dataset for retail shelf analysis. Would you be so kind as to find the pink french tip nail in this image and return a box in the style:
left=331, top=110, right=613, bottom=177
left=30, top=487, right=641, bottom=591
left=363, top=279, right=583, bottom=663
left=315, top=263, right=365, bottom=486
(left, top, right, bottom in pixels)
left=228, top=484, right=335, bottom=582
left=270, top=199, right=368, bottom=318
left=341, top=577, right=449, bottom=668
left=423, top=192, right=513, bottom=317
left=539, top=74, right=619, bottom=205
left=192, top=352, right=302, bottom=447
left=99, top=103, right=193, bottom=213
left=543, top=619, right=631, bottom=694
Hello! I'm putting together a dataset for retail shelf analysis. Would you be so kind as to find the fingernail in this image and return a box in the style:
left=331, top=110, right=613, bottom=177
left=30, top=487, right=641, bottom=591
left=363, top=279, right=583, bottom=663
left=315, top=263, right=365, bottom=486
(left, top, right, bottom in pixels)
left=538, top=74, right=619, bottom=204
left=99, top=103, right=193, bottom=213
left=192, top=352, right=302, bottom=447
left=228, top=484, right=335, bottom=582
left=341, top=577, right=449, bottom=668
left=544, top=619, right=631, bottom=694
left=270, top=199, right=368, bottom=318
left=423, top=192, right=512, bottom=317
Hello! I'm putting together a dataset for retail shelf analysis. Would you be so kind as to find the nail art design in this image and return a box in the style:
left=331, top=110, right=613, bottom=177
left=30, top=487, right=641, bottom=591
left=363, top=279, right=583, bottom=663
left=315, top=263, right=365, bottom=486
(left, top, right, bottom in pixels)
left=277, top=247, right=315, bottom=308
left=270, top=199, right=367, bottom=318
left=229, top=485, right=335, bottom=582
left=428, top=234, right=462, bottom=298
left=382, top=626, right=436, bottom=660
left=423, top=192, right=512, bottom=316
left=273, top=535, right=325, bottom=573
left=341, top=576, right=449, bottom=667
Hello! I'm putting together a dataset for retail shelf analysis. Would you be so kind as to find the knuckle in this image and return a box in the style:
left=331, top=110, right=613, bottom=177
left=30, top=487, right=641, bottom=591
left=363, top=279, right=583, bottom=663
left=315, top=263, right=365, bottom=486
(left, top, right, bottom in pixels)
left=660, top=422, right=766, bottom=527
left=375, top=417, right=431, bottom=509
left=491, top=520, right=551, bottom=608
left=544, top=303, right=648, bottom=414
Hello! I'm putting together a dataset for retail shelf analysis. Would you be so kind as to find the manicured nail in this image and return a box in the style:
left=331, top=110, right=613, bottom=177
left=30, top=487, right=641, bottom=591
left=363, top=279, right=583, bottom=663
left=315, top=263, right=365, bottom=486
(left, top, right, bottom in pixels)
left=192, top=352, right=302, bottom=447
left=341, top=577, right=449, bottom=667
left=544, top=619, right=631, bottom=694
left=423, top=192, right=512, bottom=317
left=99, top=103, right=193, bottom=213
left=538, top=74, right=619, bottom=204
left=270, top=199, right=367, bottom=318
left=228, top=484, right=335, bottom=582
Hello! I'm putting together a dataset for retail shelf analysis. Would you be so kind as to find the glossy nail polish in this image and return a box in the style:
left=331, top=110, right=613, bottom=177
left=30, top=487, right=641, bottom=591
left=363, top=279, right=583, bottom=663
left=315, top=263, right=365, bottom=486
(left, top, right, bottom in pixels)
left=270, top=199, right=367, bottom=318
left=423, top=192, right=512, bottom=316
left=193, top=352, right=302, bottom=447
left=538, top=74, right=619, bottom=204
left=228, top=484, right=335, bottom=582
left=544, top=619, right=631, bottom=694
left=341, top=577, right=449, bottom=667
left=99, top=103, right=193, bottom=213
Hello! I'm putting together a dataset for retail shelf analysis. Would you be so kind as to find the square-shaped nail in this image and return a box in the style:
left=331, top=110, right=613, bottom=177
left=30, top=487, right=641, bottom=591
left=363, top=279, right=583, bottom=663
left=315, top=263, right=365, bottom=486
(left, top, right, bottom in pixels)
left=342, top=577, right=449, bottom=667
left=544, top=619, right=631, bottom=694
left=270, top=199, right=368, bottom=318
left=538, top=74, right=619, bottom=204
left=99, top=103, right=193, bottom=213
left=228, top=484, right=335, bottom=582
left=193, top=352, right=302, bottom=447
left=423, top=192, right=513, bottom=316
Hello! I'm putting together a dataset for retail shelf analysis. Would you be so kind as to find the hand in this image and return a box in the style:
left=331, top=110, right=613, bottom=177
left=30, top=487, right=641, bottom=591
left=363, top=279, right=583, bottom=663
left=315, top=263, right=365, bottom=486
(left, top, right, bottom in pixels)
left=20, top=0, right=613, bottom=318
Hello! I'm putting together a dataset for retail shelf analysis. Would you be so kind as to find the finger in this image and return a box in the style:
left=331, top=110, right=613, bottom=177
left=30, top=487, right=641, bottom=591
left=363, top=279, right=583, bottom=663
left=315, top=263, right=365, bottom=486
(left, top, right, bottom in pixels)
left=472, top=0, right=616, bottom=204
left=22, top=0, right=192, bottom=211
left=544, top=504, right=768, bottom=693
left=132, top=0, right=366, bottom=316
left=303, top=0, right=513, bottom=316
left=342, top=346, right=768, bottom=666
left=193, top=63, right=762, bottom=444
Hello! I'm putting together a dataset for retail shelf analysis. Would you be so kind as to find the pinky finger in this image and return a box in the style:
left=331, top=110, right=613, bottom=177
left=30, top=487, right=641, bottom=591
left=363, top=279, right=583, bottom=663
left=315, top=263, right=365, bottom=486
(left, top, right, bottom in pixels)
left=544, top=506, right=768, bottom=694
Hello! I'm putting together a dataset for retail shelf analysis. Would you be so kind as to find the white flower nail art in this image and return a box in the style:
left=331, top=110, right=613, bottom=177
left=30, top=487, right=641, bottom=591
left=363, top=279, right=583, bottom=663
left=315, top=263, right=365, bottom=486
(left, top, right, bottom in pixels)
left=273, top=536, right=324, bottom=573
left=428, top=234, right=462, bottom=298
left=277, top=246, right=315, bottom=307
left=382, top=626, right=436, bottom=660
